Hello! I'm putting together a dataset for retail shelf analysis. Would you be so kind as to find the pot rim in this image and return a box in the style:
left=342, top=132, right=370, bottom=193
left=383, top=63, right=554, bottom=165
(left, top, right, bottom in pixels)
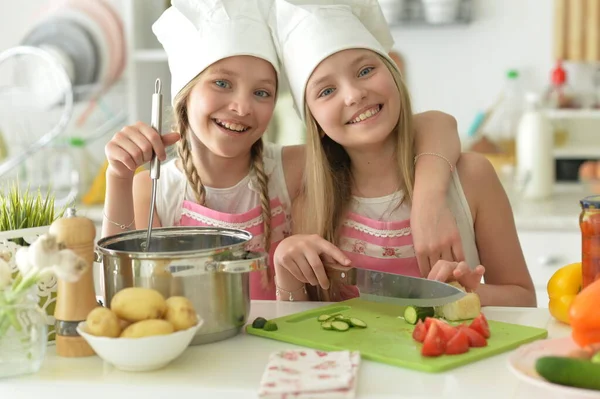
left=95, top=226, right=254, bottom=259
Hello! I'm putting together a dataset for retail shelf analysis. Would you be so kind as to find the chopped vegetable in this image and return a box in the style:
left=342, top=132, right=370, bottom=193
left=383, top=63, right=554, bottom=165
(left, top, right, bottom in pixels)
left=469, top=314, right=490, bottom=338
left=403, top=306, right=434, bottom=325
left=348, top=318, right=367, bottom=328
left=445, top=329, right=469, bottom=355
left=458, top=325, right=487, bottom=347
left=412, top=320, right=427, bottom=343
left=263, top=321, right=278, bottom=331
left=317, top=314, right=366, bottom=332
left=413, top=317, right=489, bottom=357
left=436, top=292, right=481, bottom=321
left=252, top=317, right=268, bottom=329
left=317, top=314, right=331, bottom=322
left=331, top=321, right=350, bottom=331
left=421, top=322, right=446, bottom=357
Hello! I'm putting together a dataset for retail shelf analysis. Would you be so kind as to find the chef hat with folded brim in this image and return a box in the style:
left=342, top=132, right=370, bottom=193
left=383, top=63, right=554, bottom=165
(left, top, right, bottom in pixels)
left=152, top=0, right=280, bottom=104
left=269, top=0, right=397, bottom=121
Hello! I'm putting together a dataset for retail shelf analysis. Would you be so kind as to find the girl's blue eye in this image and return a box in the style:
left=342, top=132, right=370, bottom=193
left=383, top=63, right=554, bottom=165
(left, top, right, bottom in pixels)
left=359, top=67, right=374, bottom=77
left=319, top=88, right=335, bottom=98
left=215, top=80, right=230, bottom=89
left=255, top=90, right=270, bottom=98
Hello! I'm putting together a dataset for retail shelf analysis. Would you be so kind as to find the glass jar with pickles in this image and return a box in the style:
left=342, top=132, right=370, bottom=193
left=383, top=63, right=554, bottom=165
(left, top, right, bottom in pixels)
left=580, top=195, right=600, bottom=288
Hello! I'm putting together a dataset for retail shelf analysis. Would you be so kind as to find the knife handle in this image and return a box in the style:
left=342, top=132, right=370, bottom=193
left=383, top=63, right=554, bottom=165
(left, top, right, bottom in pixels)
left=324, top=262, right=357, bottom=285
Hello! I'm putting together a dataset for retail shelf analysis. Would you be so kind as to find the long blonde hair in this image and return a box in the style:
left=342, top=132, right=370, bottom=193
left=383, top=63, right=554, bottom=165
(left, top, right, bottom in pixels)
left=298, top=53, right=415, bottom=259
left=172, top=74, right=273, bottom=288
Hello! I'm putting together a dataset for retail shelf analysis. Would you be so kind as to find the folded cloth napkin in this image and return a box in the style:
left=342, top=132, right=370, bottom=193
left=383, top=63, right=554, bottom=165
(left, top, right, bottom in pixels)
left=258, top=349, right=361, bottom=399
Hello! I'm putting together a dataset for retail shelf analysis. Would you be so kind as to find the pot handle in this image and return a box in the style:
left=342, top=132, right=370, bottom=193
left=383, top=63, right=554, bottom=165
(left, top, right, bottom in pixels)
left=166, top=251, right=268, bottom=276
left=214, top=251, right=268, bottom=273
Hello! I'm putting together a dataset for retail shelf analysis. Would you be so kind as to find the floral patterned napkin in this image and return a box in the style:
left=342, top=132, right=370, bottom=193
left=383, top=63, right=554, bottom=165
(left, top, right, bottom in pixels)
left=258, top=349, right=361, bottom=399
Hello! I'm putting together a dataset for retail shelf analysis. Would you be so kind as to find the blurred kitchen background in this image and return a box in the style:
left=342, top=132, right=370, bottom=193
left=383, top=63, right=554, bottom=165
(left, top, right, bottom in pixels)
left=0, top=0, right=598, bottom=306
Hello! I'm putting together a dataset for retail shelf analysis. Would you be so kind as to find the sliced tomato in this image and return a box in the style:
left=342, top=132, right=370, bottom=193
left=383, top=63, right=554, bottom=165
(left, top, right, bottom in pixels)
left=424, top=317, right=435, bottom=330
left=421, top=322, right=446, bottom=357
left=412, top=319, right=427, bottom=343
left=445, top=329, right=470, bottom=355
left=459, top=325, right=487, bottom=347
left=469, top=314, right=491, bottom=338
left=433, top=319, right=458, bottom=341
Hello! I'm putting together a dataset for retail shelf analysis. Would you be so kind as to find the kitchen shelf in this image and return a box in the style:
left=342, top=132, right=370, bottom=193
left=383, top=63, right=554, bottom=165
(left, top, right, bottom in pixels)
left=134, top=49, right=168, bottom=62
left=388, top=0, right=473, bottom=28
left=544, top=109, right=600, bottom=119
left=553, top=146, right=600, bottom=159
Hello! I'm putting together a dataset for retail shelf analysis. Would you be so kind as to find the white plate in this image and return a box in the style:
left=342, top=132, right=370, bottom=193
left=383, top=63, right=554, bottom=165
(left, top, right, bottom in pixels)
left=507, top=336, right=600, bottom=398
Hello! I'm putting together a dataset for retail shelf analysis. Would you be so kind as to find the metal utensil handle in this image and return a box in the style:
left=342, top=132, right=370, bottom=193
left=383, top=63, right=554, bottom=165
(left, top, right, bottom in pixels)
left=149, top=78, right=163, bottom=180
left=323, top=262, right=357, bottom=285
left=216, top=251, right=268, bottom=273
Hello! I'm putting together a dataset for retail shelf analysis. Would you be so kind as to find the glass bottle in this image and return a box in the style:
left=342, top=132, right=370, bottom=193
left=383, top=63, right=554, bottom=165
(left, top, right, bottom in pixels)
left=580, top=195, right=600, bottom=289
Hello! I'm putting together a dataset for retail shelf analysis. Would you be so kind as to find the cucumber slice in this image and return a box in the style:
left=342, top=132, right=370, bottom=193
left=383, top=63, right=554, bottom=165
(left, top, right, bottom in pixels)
left=317, top=314, right=331, bottom=322
left=251, top=317, right=268, bottom=329
left=263, top=321, right=278, bottom=331
left=403, top=306, right=434, bottom=325
left=331, top=321, right=350, bottom=331
left=321, top=321, right=333, bottom=330
left=349, top=318, right=367, bottom=328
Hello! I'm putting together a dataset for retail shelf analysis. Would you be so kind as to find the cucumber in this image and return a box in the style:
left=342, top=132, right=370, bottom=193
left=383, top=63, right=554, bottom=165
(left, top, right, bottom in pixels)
left=331, top=321, right=350, bottom=331
left=252, top=317, right=268, bottom=329
left=317, top=314, right=331, bottom=322
left=403, top=306, right=435, bottom=325
left=321, top=321, right=333, bottom=330
left=536, top=356, right=600, bottom=391
left=263, top=321, right=278, bottom=331
left=349, top=318, right=367, bottom=328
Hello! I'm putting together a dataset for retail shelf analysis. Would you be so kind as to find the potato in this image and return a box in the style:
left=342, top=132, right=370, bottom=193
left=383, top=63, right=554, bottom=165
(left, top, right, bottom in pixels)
left=120, top=319, right=174, bottom=338
left=85, top=307, right=121, bottom=338
left=110, top=287, right=167, bottom=322
left=164, top=296, right=199, bottom=331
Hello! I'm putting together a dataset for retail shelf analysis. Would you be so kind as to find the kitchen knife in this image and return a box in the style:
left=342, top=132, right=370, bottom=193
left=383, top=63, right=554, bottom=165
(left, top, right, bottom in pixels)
left=324, top=263, right=466, bottom=307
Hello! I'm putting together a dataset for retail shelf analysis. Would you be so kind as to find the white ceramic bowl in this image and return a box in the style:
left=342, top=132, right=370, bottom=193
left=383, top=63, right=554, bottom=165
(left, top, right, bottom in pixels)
left=77, top=319, right=204, bottom=372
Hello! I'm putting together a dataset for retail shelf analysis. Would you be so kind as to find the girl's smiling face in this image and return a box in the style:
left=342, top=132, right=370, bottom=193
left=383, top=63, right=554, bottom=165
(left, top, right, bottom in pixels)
left=187, top=55, right=277, bottom=158
left=305, top=49, right=401, bottom=150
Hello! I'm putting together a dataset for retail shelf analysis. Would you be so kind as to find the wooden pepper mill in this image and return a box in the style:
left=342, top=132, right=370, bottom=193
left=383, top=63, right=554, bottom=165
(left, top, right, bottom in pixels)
left=49, top=207, right=99, bottom=357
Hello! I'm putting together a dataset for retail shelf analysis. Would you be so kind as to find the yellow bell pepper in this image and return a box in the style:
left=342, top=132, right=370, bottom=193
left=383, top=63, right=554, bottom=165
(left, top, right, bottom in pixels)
left=547, top=262, right=582, bottom=324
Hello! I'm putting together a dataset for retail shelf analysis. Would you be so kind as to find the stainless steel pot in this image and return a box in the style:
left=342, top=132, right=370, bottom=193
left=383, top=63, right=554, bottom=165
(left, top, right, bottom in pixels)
left=95, top=226, right=267, bottom=346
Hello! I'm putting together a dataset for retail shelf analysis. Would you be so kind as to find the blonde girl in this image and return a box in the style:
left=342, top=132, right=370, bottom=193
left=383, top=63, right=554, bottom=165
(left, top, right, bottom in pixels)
left=271, top=0, right=536, bottom=307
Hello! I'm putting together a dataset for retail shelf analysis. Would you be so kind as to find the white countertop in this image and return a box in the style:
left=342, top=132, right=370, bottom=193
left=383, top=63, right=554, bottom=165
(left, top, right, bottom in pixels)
left=2, top=301, right=575, bottom=399
left=507, top=183, right=589, bottom=231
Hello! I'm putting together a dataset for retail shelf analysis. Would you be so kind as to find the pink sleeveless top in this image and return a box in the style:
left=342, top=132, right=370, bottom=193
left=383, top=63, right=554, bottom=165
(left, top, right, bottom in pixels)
left=334, top=171, right=480, bottom=301
left=155, top=142, right=293, bottom=300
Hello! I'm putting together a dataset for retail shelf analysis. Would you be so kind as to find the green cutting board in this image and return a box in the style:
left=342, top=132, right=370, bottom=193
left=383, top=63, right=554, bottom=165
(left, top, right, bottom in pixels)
left=246, top=298, right=548, bottom=373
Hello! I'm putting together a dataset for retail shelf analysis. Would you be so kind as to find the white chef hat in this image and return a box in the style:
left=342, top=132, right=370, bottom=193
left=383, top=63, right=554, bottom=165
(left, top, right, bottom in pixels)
left=269, top=0, right=396, bottom=121
left=153, top=0, right=280, bottom=104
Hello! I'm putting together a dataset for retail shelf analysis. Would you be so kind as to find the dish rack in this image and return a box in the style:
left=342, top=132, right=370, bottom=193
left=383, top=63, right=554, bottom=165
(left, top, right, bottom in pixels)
left=0, top=0, right=128, bottom=206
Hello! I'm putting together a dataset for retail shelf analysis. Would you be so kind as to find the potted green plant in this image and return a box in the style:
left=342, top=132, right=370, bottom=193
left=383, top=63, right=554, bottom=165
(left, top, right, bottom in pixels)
left=0, top=182, right=68, bottom=341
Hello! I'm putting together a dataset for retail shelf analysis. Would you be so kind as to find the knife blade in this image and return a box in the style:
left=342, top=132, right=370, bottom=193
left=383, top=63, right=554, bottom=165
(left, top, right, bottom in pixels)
left=324, top=263, right=466, bottom=307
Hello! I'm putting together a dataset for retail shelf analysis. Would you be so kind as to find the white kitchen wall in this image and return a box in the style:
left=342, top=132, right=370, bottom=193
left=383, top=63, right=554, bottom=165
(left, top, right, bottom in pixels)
left=0, top=0, right=567, bottom=137
left=391, top=0, right=555, bottom=136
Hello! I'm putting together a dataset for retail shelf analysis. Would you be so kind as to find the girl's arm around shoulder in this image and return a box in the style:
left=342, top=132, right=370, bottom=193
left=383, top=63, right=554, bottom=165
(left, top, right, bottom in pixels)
left=456, top=152, right=537, bottom=307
